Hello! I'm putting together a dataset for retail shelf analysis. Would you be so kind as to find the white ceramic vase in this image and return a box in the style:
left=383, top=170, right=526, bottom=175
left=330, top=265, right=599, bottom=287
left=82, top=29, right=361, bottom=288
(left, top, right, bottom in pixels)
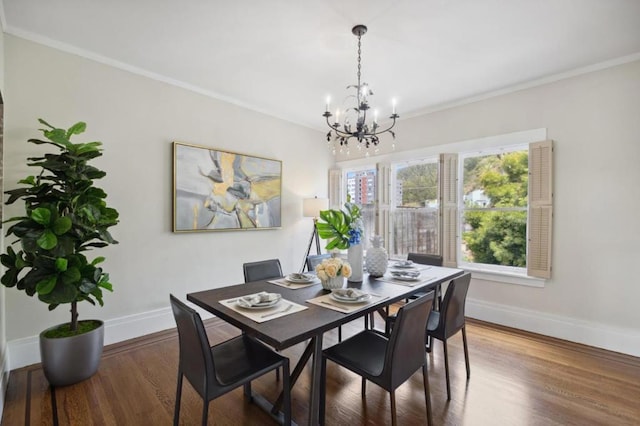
left=321, top=275, right=344, bottom=290
left=366, top=235, right=388, bottom=277
left=347, top=244, right=364, bottom=282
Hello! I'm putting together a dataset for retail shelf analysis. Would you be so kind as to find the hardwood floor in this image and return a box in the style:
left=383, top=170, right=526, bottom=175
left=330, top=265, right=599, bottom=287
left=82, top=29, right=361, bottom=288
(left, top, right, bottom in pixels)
left=2, top=314, right=639, bottom=425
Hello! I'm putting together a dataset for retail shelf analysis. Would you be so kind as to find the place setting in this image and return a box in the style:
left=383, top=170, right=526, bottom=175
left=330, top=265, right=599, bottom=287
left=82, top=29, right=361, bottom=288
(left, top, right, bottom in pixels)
left=219, top=291, right=307, bottom=323
left=376, top=269, right=436, bottom=287
left=269, top=272, right=321, bottom=289
left=307, top=288, right=388, bottom=313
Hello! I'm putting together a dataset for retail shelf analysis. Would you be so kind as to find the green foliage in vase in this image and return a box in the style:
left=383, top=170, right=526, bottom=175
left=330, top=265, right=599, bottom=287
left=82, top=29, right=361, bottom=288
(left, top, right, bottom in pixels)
left=1, top=119, right=119, bottom=333
left=316, top=197, right=363, bottom=250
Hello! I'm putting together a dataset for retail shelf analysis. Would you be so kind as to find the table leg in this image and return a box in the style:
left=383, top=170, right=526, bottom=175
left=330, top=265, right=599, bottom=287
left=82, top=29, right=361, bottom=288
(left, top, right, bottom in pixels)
left=309, top=334, right=324, bottom=425
left=272, top=341, right=314, bottom=414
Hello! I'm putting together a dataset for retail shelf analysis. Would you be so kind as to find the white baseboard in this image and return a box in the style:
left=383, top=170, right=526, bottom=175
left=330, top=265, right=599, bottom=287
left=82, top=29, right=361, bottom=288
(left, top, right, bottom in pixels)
left=467, top=298, right=640, bottom=358
left=8, top=299, right=639, bottom=371
left=7, top=306, right=177, bottom=371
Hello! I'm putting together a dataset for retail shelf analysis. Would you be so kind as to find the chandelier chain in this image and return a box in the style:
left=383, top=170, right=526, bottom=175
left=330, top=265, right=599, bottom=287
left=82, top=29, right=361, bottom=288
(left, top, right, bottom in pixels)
left=357, top=34, right=362, bottom=88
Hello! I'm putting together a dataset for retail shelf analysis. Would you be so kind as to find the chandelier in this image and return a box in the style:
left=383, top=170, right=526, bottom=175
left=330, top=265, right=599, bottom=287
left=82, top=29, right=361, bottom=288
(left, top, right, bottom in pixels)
left=323, top=25, right=399, bottom=156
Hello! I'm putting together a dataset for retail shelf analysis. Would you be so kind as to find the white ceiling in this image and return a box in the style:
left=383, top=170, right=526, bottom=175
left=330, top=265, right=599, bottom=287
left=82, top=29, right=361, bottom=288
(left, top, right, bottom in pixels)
left=3, top=0, right=640, bottom=131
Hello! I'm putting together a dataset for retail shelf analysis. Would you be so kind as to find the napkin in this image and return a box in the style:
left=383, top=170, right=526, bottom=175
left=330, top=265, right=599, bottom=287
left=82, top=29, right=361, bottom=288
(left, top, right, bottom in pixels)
left=391, top=270, right=420, bottom=278
left=332, top=288, right=366, bottom=300
left=288, top=273, right=314, bottom=281
left=237, top=292, right=281, bottom=307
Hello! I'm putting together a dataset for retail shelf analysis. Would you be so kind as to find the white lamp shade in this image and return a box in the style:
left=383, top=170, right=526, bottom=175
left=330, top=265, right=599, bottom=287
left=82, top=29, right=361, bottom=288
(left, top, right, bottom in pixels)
left=303, top=197, right=329, bottom=218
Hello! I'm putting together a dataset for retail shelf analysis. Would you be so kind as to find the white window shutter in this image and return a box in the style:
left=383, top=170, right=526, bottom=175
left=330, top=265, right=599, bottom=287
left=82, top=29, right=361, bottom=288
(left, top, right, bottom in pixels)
left=376, top=162, right=392, bottom=251
left=440, top=153, right=458, bottom=267
left=527, top=140, right=553, bottom=278
left=328, top=168, right=342, bottom=209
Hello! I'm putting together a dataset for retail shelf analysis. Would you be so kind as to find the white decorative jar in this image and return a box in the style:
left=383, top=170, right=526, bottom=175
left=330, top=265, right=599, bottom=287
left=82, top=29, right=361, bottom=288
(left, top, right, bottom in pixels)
left=366, top=235, right=388, bottom=277
left=321, top=276, right=344, bottom=290
left=347, top=244, right=364, bottom=282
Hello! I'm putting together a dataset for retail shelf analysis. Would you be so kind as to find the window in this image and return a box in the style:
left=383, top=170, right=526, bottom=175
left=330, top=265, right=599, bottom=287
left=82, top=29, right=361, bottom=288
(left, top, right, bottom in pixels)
left=458, top=146, right=529, bottom=274
left=331, top=132, right=553, bottom=281
left=390, top=159, right=439, bottom=257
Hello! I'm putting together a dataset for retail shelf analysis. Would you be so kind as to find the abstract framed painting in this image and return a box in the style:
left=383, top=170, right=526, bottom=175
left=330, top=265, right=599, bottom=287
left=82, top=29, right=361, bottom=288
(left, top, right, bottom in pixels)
left=173, top=142, right=282, bottom=232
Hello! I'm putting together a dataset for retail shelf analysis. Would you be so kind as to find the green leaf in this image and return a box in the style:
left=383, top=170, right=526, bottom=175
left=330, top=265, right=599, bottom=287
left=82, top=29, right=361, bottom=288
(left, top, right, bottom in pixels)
left=31, top=208, right=52, bottom=225
left=66, top=121, right=87, bottom=137
left=37, top=230, right=58, bottom=250
left=38, top=118, right=55, bottom=129
left=55, top=258, right=68, bottom=272
left=17, top=176, right=37, bottom=185
left=91, top=256, right=106, bottom=265
left=61, top=267, right=81, bottom=285
left=44, top=128, right=72, bottom=147
left=53, top=217, right=72, bottom=235
left=36, top=276, right=57, bottom=295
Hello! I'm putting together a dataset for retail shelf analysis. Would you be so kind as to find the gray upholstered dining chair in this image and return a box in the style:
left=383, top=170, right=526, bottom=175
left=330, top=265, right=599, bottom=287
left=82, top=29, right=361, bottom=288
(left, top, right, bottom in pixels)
left=242, top=258, right=284, bottom=379
left=243, top=258, right=283, bottom=282
left=320, top=292, right=435, bottom=426
left=407, top=253, right=444, bottom=308
left=425, top=272, right=471, bottom=400
left=306, top=253, right=331, bottom=272
left=170, top=294, right=291, bottom=426
left=384, top=252, right=444, bottom=335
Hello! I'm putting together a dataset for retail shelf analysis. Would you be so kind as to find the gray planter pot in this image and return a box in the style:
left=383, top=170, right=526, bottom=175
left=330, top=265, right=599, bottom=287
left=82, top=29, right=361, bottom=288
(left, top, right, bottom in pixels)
left=39, top=320, right=104, bottom=386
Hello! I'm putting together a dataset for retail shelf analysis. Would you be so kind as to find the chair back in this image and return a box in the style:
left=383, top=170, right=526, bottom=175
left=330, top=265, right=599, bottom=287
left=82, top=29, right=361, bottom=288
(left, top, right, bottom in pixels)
left=439, top=273, right=471, bottom=338
left=170, top=294, right=216, bottom=398
left=384, top=292, right=434, bottom=389
left=243, top=259, right=282, bottom=283
left=306, top=254, right=331, bottom=272
left=407, top=253, right=443, bottom=266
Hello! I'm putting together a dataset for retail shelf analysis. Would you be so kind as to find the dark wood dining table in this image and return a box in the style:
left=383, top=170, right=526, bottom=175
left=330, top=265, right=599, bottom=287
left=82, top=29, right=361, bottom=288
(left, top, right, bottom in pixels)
left=187, top=265, right=463, bottom=426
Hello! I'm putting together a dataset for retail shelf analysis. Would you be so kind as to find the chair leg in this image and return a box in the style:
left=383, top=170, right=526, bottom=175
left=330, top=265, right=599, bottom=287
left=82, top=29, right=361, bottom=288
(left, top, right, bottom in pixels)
left=361, top=378, right=366, bottom=397
left=422, top=363, right=433, bottom=426
left=201, top=399, right=208, bottom=426
left=443, top=339, right=451, bottom=400
left=390, top=390, right=397, bottom=426
left=173, top=371, right=183, bottom=426
left=243, top=381, right=252, bottom=400
left=338, top=326, right=342, bottom=342
left=462, top=326, right=470, bottom=379
left=282, top=360, right=292, bottom=426
left=320, top=357, right=327, bottom=425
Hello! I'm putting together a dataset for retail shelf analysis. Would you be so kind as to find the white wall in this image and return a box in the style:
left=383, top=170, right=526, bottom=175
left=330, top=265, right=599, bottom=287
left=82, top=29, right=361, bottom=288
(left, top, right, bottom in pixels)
left=339, top=60, right=640, bottom=356
left=0, top=20, right=7, bottom=420
left=3, top=35, right=331, bottom=368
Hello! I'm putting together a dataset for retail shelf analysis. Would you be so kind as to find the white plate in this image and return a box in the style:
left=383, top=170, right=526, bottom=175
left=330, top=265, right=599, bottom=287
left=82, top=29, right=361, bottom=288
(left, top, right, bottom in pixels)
left=286, top=273, right=315, bottom=283
left=330, top=293, right=371, bottom=304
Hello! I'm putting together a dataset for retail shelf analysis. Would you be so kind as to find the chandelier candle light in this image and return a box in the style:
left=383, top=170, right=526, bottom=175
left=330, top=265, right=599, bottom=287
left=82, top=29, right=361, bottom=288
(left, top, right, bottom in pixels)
left=323, top=24, right=399, bottom=157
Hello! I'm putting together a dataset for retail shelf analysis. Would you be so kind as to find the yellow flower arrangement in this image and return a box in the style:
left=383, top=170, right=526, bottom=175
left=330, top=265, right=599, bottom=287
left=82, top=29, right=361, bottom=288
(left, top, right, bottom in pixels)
left=315, top=256, right=352, bottom=282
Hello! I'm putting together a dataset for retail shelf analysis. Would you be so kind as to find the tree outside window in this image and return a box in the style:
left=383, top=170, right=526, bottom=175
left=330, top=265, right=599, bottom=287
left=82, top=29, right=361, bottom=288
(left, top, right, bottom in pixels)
left=461, top=150, right=528, bottom=268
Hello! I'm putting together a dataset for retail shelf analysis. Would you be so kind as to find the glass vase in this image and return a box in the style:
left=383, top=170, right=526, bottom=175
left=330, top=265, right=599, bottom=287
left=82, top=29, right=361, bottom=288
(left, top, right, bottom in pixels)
left=347, top=244, right=364, bottom=282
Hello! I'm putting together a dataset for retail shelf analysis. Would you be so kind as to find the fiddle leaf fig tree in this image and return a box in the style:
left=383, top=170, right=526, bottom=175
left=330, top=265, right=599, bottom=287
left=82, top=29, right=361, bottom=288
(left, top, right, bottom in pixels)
left=1, top=119, right=119, bottom=333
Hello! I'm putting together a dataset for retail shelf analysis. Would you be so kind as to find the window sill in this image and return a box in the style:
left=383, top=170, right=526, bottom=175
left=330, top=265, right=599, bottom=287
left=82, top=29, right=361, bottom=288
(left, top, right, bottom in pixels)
left=462, top=267, right=546, bottom=288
